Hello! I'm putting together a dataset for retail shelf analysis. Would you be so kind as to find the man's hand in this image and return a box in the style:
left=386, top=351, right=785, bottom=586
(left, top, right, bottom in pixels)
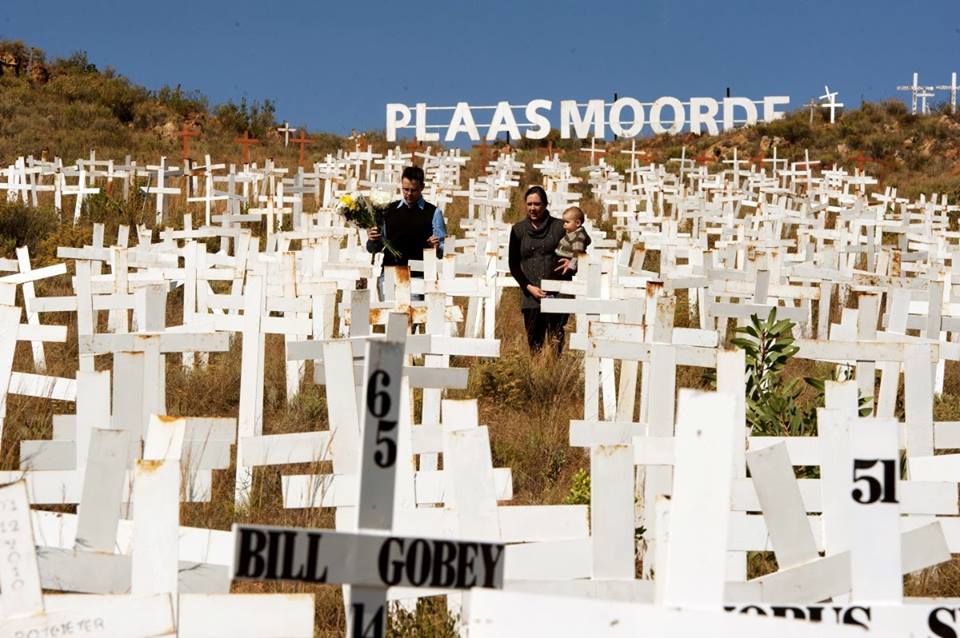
left=526, top=284, right=547, bottom=299
left=426, top=235, right=440, bottom=248
left=553, top=258, right=572, bottom=274
left=367, top=228, right=381, bottom=242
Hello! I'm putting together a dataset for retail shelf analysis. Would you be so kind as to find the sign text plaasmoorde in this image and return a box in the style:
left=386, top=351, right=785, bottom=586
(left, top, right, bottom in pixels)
left=386, top=96, right=791, bottom=142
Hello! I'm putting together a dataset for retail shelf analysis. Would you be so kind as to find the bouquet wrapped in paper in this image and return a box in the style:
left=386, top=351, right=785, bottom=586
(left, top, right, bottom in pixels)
left=337, top=192, right=400, bottom=258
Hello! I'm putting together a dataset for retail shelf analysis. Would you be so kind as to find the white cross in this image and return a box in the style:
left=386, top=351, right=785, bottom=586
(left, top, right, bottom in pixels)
left=580, top=137, right=605, bottom=165
left=917, top=87, right=936, bottom=115
left=897, top=72, right=934, bottom=115
left=803, top=98, right=819, bottom=124
left=140, top=157, right=181, bottom=225
left=819, top=86, right=844, bottom=124
left=668, top=146, right=694, bottom=184
left=936, top=72, right=959, bottom=114
left=277, top=121, right=296, bottom=147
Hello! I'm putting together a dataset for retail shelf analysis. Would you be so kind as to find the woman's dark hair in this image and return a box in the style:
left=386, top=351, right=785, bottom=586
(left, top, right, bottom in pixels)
left=524, top=185, right=548, bottom=205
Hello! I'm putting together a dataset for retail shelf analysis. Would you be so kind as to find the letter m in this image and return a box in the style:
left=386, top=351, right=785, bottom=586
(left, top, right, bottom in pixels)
left=560, top=99, right=605, bottom=139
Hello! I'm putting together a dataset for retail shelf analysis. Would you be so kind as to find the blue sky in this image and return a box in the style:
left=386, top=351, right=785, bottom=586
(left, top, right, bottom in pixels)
left=3, top=0, right=959, bottom=139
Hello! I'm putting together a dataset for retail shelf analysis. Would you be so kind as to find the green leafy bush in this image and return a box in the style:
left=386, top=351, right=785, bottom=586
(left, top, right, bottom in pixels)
left=563, top=468, right=591, bottom=505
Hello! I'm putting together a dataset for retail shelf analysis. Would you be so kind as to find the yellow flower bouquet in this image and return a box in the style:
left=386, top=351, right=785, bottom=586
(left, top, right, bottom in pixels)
left=337, top=192, right=400, bottom=258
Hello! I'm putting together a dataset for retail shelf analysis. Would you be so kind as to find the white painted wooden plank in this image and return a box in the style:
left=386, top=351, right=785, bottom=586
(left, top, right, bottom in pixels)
left=0, top=481, right=43, bottom=618
left=502, top=539, right=592, bottom=581
left=463, top=589, right=874, bottom=637
left=756, top=522, right=949, bottom=604
left=131, top=460, right=180, bottom=597
left=730, top=477, right=955, bottom=514
left=178, top=593, right=314, bottom=638
left=658, top=390, right=736, bottom=607
left=75, top=429, right=128, bottom=552
left=240, top=432, right=332, bottom=465
left=1, top=594, right=176, bottom=638
left=7, top=372, right=76, bottom=401
left=849, top=418, right=902, bottom=603
left=745, top=443, right=819, bottom=569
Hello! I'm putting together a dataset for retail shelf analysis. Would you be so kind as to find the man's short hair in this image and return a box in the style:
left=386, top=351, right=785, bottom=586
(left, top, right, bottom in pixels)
left=563, top=206, right=585, bottom=223
left=402, top=166, right=425, bottom=185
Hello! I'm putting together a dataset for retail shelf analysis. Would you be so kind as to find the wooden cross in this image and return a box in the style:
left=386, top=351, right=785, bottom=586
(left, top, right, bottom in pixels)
left=289, top=127, right=313, bottom=168
left=176, top=123, right=200, bottom=161
left=750, top=149, right=766, bottom=168
left=235, top=131, right=260, bottom=164
left=404, top=139, right=422, bottom=166
left=276, top=121, right=296, bottom=147
left=479, top=138, right=490, bottom=172
left=849, top=152, right=871, bottom=171
left=693, top=149, right=714, bottom=166
left=936, top=72, right=959, bottom=114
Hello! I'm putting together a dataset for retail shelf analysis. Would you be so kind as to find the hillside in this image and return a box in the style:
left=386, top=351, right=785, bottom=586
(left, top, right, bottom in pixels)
left=4, top=38, right=960, bottom=208
left=6, top=39, right=960, bottom=635
left=0, top=39, right=347, bottom=164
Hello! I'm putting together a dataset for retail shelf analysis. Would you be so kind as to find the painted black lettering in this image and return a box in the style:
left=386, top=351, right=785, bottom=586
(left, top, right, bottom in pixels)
left=350, top=602, right=384, bottom=638
left=236, top=528, right=268, bottom=578
left=478, top=543, right=504, bottom=588
left=841, top=606, right=871, bottom=630
left=406, top=539, right=431, bottom=586
left=455, top=542, right=478, bottom=588
left=805, top=606, right=824, bottom=622
left=771, top=606, right=807, bottom=620
left=929, top=607, right=959, bottom=638
left=378, top=537, right=405, bottom=586
left=265, top=530, right=284, bottom=580
left=430, top=540, right=458, bottom=588
left=279, top=530, right=305, bottom=581
left=738, top=605, right=768, bottom=616
left=304, top=532, right=329, bottom=583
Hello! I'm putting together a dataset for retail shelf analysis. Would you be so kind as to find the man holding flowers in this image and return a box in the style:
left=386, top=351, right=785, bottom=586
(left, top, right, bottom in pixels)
left=366, top=166, right=446, bottom=270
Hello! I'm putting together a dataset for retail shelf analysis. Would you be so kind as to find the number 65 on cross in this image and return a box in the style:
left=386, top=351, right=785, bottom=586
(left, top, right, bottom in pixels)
left=357, top=338, right=406, bottom=531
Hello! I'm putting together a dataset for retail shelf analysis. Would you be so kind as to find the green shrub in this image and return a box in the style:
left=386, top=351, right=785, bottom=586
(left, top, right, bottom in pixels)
left=563, top=468, right=591, bottom=505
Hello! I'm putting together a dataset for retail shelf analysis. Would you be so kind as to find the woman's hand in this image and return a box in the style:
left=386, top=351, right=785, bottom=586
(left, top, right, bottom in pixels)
left=526, top=284, right=547, bottom=299
left=426, top=235, right=440, bottom=248
left=367, top=228, right=381, bottom=242
left=553, top=258, right=571, bottom=274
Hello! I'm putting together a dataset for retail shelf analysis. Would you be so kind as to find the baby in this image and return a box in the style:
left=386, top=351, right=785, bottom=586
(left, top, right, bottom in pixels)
left=554, top=206, right=592, bottom=276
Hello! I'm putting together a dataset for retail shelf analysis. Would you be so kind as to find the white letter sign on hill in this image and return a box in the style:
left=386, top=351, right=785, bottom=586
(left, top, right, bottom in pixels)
left=386, top=95, right=790, bottom=141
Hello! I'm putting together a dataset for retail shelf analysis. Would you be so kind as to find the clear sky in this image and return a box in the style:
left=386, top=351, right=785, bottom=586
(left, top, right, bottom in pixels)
left=3, top=0, right=959, bottom=139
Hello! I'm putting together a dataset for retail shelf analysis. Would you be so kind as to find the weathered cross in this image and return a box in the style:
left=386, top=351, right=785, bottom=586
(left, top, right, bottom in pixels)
left=289, top=127, right=313, bottom=167
left=235, top=131, right=260, bottom=164
left=176, top=123, right=200, bottom=161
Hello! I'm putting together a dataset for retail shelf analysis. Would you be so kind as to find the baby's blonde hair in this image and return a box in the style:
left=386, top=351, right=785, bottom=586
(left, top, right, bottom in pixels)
left=562, top=206, right=585, bottom=224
